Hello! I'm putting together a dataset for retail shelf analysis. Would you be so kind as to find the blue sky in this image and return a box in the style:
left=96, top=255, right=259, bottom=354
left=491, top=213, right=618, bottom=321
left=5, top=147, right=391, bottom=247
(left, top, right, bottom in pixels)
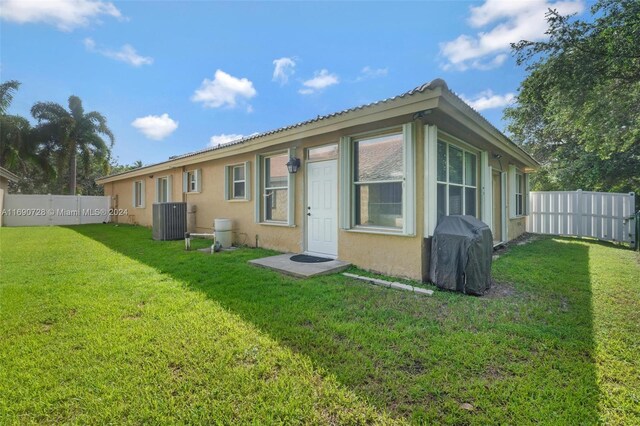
left=0, top=0, right=588, bottom=166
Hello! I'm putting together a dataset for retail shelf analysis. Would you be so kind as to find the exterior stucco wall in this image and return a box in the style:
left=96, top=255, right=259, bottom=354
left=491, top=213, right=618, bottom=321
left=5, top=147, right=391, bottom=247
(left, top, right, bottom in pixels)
left=339, top=123, right=425, bottom=280
left=186, top=151, right=302, bottom=253
left=103, top=119, right=426, bottom=279
left=101, top=114, right=534, bottom=281
left=508, top=217, right=527, bottom=240
left=105, top=167, right=184, bottom=226
left=487, top=153, right=530, bottom=241
left=502, top=157, right=529, bottom=241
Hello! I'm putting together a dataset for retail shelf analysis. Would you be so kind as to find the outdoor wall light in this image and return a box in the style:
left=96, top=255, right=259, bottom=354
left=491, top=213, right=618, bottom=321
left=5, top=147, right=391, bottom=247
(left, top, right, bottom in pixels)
left=412, top=109, right=433, bottom=121
left=286, top=157, right=301, bottom=174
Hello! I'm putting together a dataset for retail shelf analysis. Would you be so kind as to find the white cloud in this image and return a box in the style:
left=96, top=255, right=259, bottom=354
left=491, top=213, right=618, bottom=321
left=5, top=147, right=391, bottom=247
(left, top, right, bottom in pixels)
left=102, top=45, right=153, bottom=67
left=83, top=37, right=96, bottom=49
left=131, top=113, right=178, bottom=140
left=440, top=0, right=585, bottom=70
left=191, top=70, right=257, bottom=109
left=461, top=90, right=515, bottom=111
left=208, top=134, right=245, bottom=147
left=272, top=57, right=296, bottom=85
left=0, top=0, right=123, bottom=31
left=356, top=66, right=388, bottom=81
left=84, top=38, right=153, bottom=67
left=298, top=69, right=339, bottom=95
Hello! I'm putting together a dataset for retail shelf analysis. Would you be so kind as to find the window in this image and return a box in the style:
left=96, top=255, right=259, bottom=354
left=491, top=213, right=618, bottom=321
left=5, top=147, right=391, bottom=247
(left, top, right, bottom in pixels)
left=509, top=165, right=528, bottom=218
left=225, top=162, right=250, bottom=201
left=354, top=132, right=404, bottom=229
left=232, top=165, right=245, bottom=198
left=263, top=153, right=289, bottom=222
left=188, top=171, right=196, bottom=192
left=515, top=172, right=524, bottom=216
left=156, top=176, right=171, bottom=203
left=132, top=180, right=144, bottom=208
left=307, top=144, right=338, bottom=162
left=339, top=124, right=415, bottom=235
left=436, top=140, right=478, bottom=221
left=183, top=169, right=201, bottom=193
left=254, top=151, right=294, bottom=225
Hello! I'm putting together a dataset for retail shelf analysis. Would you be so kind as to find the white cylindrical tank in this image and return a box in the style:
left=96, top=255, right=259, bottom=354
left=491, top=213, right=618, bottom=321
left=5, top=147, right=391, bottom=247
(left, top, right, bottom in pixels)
left=214, top=218, right=233, bottom=248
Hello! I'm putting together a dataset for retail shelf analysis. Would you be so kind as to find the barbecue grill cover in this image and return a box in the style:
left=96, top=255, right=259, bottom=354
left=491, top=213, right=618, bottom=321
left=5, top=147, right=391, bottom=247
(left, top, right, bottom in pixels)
left=430, top=215, right=493, bottom=295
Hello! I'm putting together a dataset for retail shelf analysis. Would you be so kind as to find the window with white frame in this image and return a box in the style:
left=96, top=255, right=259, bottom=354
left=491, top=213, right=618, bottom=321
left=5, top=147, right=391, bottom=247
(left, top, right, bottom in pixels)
left=263, top=153, right=289, bottom=222
left=224, top=162, right=250, bottom=201
left=436, top=140, right=478, bottom=221
left=183, top=169, right=201, bottom=194
left=515, top=172, right=524, bottom=216
left=133, top=180, right=144, bottom=208
left=156, top=176, right=171, bottom=203
left=354, top=131, right=404, bottom=229
left=186, top=171, right=197, bottom=192
left=232, top=165, right=245, bottom=198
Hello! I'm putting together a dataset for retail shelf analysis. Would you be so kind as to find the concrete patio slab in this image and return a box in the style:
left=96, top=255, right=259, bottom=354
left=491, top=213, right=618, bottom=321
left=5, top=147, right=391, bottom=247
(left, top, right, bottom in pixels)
left=249, top=253, right=350, bottom=278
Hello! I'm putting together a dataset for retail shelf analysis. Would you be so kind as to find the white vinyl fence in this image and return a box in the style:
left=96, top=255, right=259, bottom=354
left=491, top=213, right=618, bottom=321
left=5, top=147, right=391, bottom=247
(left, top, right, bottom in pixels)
left=2, top=194, right=111, bottom=227
left=527, top=190, right=636, bottom=245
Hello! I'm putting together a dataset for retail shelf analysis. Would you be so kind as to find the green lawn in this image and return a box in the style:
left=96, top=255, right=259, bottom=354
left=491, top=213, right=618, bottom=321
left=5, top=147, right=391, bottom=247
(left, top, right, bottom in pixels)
left=0, top=225, right=638, bottom=424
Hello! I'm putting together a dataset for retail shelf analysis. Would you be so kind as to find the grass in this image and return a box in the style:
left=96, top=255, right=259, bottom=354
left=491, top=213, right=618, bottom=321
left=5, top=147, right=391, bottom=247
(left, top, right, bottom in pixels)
left=1, top=225, right=638, bottom=424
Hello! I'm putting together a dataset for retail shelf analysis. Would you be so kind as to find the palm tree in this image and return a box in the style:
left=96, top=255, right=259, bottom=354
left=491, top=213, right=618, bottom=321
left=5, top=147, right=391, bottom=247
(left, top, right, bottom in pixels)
left=0, top=114, right=34, bottom=169
left=0, top=80, right=21, bottom=115
left=31, top=96, right=114, bottom=194
left=0, top=80, right=40, bottom=174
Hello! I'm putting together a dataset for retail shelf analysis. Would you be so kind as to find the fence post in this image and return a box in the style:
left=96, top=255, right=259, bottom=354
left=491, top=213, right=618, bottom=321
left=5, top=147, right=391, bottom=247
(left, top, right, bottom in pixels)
left=635, top=210, right=639, bottom=251
left=576, top=189, right=583, bottom=237
left=48, top=194, right=53, bottom=225
left=631, top=192, right=638, bottom=250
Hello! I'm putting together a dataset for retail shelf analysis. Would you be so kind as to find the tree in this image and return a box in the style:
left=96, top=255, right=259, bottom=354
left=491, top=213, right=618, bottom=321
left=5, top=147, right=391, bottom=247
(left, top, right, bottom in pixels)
left=0, top=80, right=20, bottom=115
left=77, top=159, right=143, bottom=196
left=31, top=96, right=114, bottom=195
left=0, top=80, right=30, bottom=170
left=505, top=0, right=640, bottom=199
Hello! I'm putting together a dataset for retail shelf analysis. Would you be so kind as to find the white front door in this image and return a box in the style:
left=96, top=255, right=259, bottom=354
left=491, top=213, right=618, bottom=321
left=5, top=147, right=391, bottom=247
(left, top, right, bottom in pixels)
left=306, top=160, right=338, bottom=257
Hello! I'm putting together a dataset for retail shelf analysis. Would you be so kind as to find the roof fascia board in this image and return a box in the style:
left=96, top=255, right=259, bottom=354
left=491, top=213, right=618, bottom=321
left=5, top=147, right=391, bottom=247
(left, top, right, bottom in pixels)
left=438, top=93, right=539, bottom=168
left=0, top=167, right=19, bottom=182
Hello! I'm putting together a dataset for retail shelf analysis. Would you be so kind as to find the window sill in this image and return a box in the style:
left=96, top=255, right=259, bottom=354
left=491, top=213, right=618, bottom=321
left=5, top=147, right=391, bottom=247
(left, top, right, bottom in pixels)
left=227, top=199, right=250, bottom=203
left=185, top=191, right=201, bottom=195
left=345, top=227, right=414, bottom=237
left=259, top=222, right=296, bottom=228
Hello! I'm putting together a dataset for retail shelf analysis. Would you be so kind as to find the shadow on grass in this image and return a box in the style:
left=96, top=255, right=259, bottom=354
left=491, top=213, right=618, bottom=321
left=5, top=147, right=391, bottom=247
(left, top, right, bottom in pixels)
left=70, top=225, right=601, bottom=424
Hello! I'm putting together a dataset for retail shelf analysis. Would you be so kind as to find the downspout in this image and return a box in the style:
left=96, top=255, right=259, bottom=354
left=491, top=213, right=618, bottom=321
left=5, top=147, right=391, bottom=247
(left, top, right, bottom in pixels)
left=182, top=166, right=187, bottom=203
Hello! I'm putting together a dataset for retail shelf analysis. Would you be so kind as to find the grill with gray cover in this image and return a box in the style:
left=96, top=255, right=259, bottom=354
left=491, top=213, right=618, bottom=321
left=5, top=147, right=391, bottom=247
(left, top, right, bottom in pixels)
left=430, top=215, right=493, bottom=295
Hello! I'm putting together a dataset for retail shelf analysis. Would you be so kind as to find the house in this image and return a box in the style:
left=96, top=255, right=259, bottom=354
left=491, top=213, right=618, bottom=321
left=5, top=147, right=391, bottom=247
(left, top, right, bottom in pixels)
left=96, top=79, right=538, bottom=281
left=0, top=166, right=19, bottom=227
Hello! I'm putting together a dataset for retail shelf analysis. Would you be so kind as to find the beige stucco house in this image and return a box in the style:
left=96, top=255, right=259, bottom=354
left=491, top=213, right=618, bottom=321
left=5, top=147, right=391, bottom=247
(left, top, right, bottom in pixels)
left=96, top=79, right=538, bottom=281
left=0, top=166, right=19, bottom=227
